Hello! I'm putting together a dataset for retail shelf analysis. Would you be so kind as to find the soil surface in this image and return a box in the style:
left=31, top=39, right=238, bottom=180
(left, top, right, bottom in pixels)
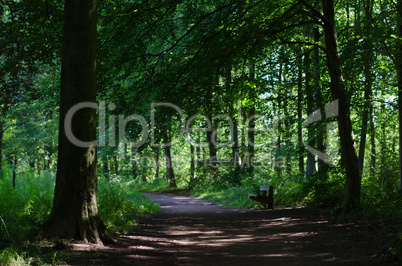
left=66, top=192, right=395, bottom=265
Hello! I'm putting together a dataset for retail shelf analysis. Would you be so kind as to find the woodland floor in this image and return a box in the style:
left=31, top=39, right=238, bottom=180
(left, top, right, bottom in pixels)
left=63, top=191, right=398, bottom=265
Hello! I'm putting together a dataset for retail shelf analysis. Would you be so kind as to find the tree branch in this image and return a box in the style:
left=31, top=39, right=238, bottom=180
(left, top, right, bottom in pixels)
left=298, top=0, right=328, bottom=24
left=278, top=35, right=326, bottom=51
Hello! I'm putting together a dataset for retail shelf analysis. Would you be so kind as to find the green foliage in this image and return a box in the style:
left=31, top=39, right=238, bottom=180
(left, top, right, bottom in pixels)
left=0, top=247, right=31, bottom=266
left=0, top=170, right=160, bottom=262
left=194, top=185, right=262, bottom=209
left=301, top=170, right=345, bottom=208
left=98, top=177, right=160, bottom=234
left=131, top=177, right=173, bottom=192
left=0, top=169, right=54, bottom=245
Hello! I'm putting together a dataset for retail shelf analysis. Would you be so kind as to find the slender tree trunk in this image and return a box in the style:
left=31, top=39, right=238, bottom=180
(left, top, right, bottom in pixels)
left=154, top=148, right=160, bottom=180
left=164, top=120, right=176, bottom=187
left=103, top=156, right=110, bottom=179
left=113, top=153, right=119, bottom=174
left=283, top=89, right=292, bottom=175
left=370, top=105, right=376, bottom=178
left=206, top=119, right=218, bottom=167
left=164, top=145, right=176, bottom=187
left=12, top=156, right=17, bottom=188
left=380, top=104, right=387, bottom=185
left=190, top=144, right=195, bottom=187
left=358, top=79, right=372, bottom=175
left=312, top=26, right=327, bottom=180
left=230, top=106, right=240, bottom=169
left=322, top=0, right=361, bottom=210
left=248, top=61, right=256, bottom=177
left=227, top=66, right=241, bottom=177
left=276, top=63, right=283, bottom=178
left=297, top=46, right=304, bottom=174
left=305, top=28, right=315, bottom=179
left=206, top=76, right=218, bottom=178
left=40, top=0, right=113, bottom=244
left=358, top=0, right=374, bottom=176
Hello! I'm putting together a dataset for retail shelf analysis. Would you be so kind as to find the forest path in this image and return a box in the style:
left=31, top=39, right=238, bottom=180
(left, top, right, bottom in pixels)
left=68, top=192, right=388, bottom=265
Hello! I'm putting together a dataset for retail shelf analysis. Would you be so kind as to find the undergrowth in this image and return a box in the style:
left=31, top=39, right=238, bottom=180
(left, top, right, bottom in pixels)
left=0, top=170, right=160, bottom=265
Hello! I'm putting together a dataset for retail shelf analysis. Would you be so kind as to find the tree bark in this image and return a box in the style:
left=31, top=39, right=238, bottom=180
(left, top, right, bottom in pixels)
left=304, top=28, right=315, bottom=179
left=358, top=0, right=374, bottom=176
left=312, top=26, right=327, bottom=180
left=370, top=105, right=376, bottom=178
left=322, top=0, right=361, bottom=210
left=190, top=144, right=195, bottom=187
left=227, top=66, right=240, bottom=177
left=165, top=145, right=176, bottom=187
left=155, top=148, right=160, bottom=179
left=275, top=63, right=283, bottom=178
left=297, top=46, right=304, bottom=174
left=248, top=61, right=256, bottom=177
left=40, top=0, right=114, bottom=244
left=164, top=120, right=176, bottom=187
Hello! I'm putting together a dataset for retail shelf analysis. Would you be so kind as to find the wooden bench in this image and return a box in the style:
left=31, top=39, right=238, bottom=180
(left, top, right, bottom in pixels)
left=249, top=185, right=273, bottom=209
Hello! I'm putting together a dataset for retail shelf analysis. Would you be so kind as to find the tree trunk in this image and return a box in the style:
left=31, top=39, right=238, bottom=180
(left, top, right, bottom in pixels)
left=304, top=28, right=315, bottom=179
left=358, top=0, right=374, bottom=176
left=275, top=64, right=283, bottom=178
left=358, top=87, right=371, bottom=175
left=312, top=26, right=327, bottom=180
left=370, top=105, right=376, bottom=178
left=113, top=153, right=119, bottom=175
left=155, top=148, right=160, bottom=179
left=164, top=145, right=176, bottom=187
left=164, top=119, right=176, bottom=187
left=297, top=46, right=304, bottom=174
left=40, top=0, right=114, bottom=244
left=103, top=159, right=110, bottom=180
left=322, top=0, right=361, bottom=210
left=227, top=66, right=240, bottom=177
left=190, top=144, right=195, bottom=187
left=248, top=61, right=256, bottom=177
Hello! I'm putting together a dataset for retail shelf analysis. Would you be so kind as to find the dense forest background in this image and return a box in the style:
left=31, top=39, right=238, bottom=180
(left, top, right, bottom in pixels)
left=0, top=0, right=402, bottom=262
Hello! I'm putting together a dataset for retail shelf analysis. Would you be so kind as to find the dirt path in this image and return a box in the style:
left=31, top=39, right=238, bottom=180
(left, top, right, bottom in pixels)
left=68, top=192, right=391, bottom=265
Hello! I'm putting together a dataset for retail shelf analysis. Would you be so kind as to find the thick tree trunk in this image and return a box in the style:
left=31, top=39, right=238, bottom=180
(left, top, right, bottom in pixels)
left=322, top=0, right=361, bottom=210
left=40, top=0, right=113, bottom=244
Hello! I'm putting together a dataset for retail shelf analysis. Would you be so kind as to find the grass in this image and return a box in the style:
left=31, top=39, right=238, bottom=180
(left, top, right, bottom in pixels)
left=193, top=186, right=262, bottom=209
left=0, top=170, right=161, bottom=265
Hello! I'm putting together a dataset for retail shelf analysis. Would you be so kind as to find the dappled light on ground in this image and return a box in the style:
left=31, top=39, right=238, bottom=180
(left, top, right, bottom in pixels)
left=67, top=192, right=389, bottom=265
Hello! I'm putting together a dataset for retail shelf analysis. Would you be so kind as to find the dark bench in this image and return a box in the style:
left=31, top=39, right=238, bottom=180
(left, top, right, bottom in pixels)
left=249, top=185, right=273, bottom=209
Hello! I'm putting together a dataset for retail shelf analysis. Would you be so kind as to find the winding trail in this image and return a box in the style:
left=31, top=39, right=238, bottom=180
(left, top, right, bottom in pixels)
left=69, top=192, right=388, bottom=265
